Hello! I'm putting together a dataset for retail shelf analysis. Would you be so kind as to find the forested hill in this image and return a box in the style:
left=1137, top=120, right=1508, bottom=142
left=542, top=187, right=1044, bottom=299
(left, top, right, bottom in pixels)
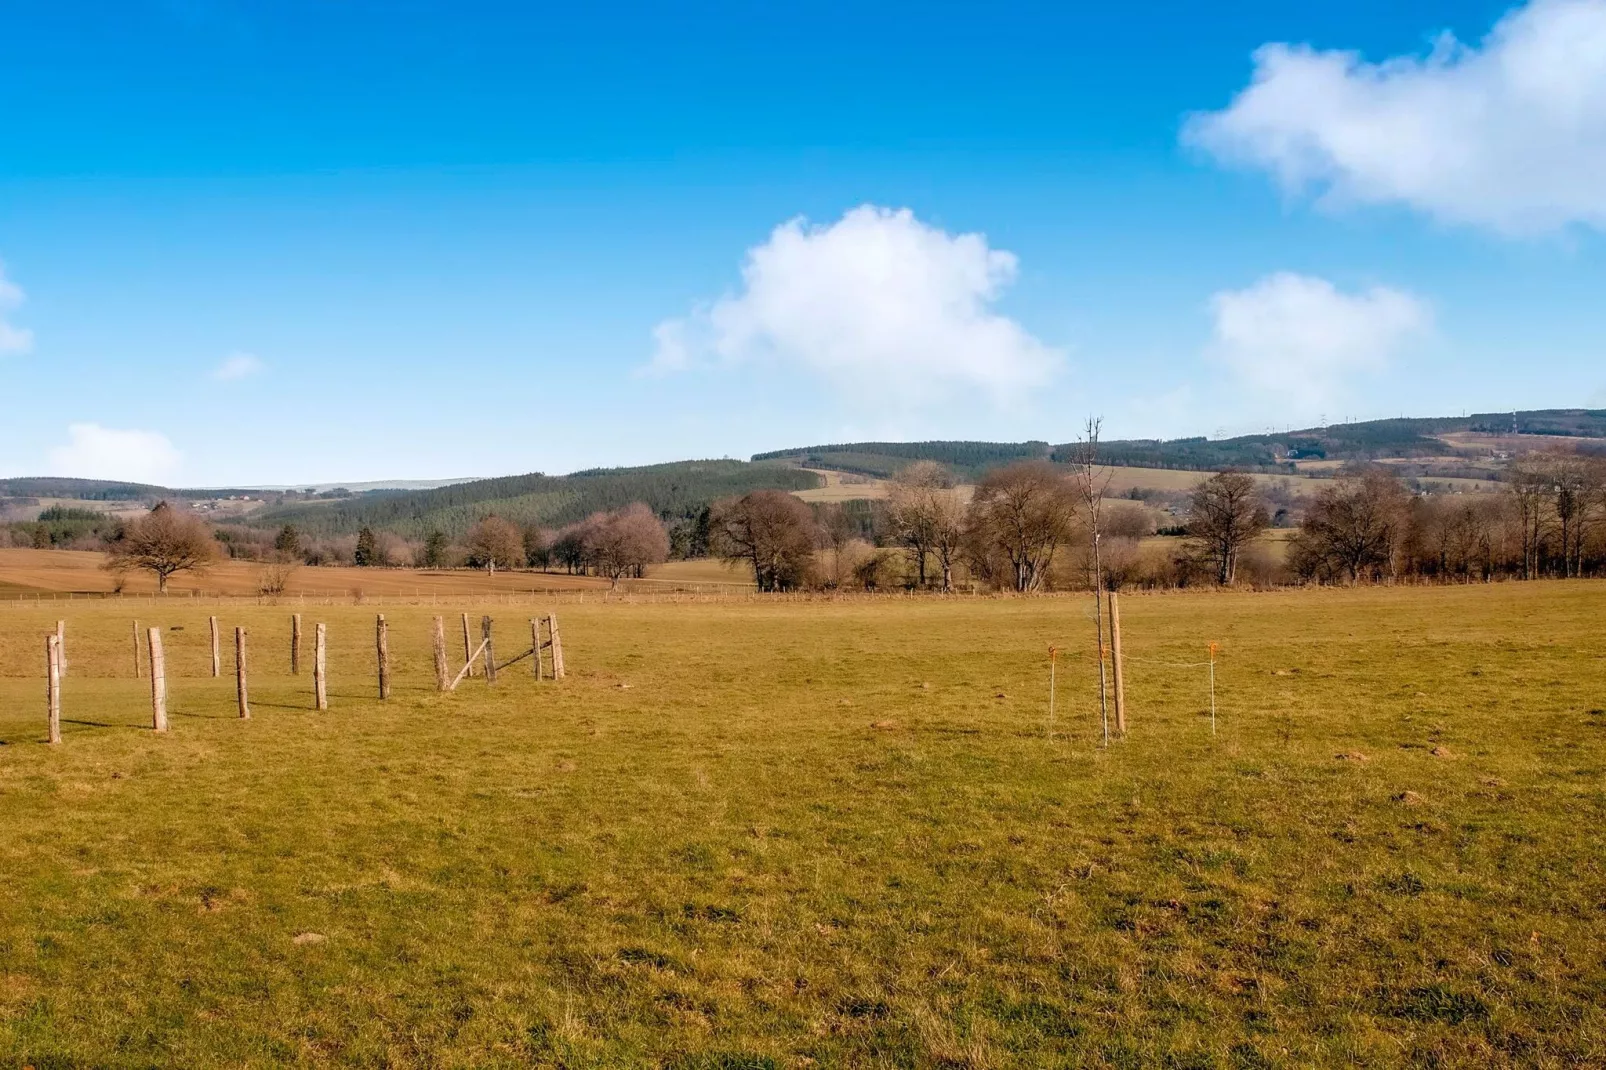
left=243, top=460, right=820, bottom=538
left=0, top=477, right=267, bottom=501
left=756, top=409, right=1606, bottom=479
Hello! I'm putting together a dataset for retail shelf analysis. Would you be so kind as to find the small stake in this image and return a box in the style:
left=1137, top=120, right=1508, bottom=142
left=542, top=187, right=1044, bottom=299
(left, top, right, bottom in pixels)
left=1047, top=645, right=1058, bottom=741
left=431, top=616, right=450, bottom=691
left=461, top=613, right=474, bottom=678
left=1110, top=590, right=1127, bottom=735
left=291, top=613, right=302, bottom=675
left=482, top=616, right=497, bottom=684
left=46, top=634, right=62, bottom=745
left=548, top=614, right=565, bottom=678
left=314, top=623, right=328, bottom=710
left=132, top=619, right=142, bottom=678
left=1208, top=642, right=1219, bottom=736
left=149, top=628, right=168, bottom=732
left=376, top=614, right=391, bottom=700
left=235, top=627, right=250, bottom=719
left=56, top=620, right=66, bottom=679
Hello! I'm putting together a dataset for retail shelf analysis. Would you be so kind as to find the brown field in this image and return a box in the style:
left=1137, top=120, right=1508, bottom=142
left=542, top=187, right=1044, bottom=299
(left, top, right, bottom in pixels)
left=0, top=550, right=755, bottom=599
left=791, top=466, right=1387, bottom=506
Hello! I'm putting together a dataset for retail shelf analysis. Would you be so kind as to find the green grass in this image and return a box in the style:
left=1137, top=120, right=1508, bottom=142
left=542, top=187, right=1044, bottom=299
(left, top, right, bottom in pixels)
left=1, top=585, right=1604, bottom=1067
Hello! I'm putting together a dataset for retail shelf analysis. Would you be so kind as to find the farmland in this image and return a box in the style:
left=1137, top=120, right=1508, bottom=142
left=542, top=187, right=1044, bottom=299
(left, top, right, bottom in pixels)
left=1, top=582, right=1604, bottom=1066
left=0, top=549, right=753, bottom=599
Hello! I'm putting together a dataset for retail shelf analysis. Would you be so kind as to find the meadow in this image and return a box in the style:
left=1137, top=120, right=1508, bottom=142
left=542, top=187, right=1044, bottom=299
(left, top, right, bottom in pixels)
left=0, top=549, right=752, bottom=598
left=0, top=583, right=1603, bottom=1067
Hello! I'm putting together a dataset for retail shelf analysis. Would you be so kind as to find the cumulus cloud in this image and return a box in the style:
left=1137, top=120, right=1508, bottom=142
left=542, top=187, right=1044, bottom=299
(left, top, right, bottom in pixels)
left=48, top=424, right=183, bottom=484
left=0, top=263, right=34, bottom=355
left=1184, top=0, right=1606, bottom=234
left=212, top=351, right=264, bottom=381
left=1209, top=273, right=1432, bottom=407
left=649, top=205, right=1061, bottom=404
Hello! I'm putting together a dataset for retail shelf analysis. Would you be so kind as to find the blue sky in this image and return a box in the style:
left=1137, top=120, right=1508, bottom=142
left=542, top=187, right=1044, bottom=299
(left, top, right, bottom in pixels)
left=1, top=0, right=1602, bottom=486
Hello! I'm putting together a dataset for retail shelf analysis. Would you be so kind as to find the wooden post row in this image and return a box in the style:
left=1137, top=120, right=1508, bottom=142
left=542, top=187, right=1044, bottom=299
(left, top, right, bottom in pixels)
left=376, top=614, right=390, bottom=700
left=291, top=613, right=302, bottom=675
left=235, top=627, right=250, bottom=720
left=314, top=623, right=328, bottom=711
left=431, top=616, right=450, bottom=691
left=210, top=615, right=222, bottom=678
left=1110, top=590, right=1127, bottom=735
left=482, top=616, right=497, bottom=684
left=46, top=634, right=62, bottom=745
left=148, top=627, right=168, bottom=732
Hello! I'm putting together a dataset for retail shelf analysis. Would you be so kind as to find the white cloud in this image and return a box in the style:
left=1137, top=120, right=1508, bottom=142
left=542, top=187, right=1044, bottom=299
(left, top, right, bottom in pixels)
left=0, top=263, right=34, bottom=355
left=649, top=205, right=1061, bottom=404
left=1184, top=0, right=1606, bottom=234
left=1209, top=273, right=1432, bottom=408
left=48, top=424, right=183, bottom=485
left=213, top=351, right=264, bottom=381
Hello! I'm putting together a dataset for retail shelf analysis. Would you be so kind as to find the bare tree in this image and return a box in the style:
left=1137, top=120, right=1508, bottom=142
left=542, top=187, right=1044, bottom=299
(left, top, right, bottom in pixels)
left=886, top=461, right=965, bottom=591
left=579, top=503, right=671, bottom=587
left=963, top=461, right=1076, bottom=593
left=1289, top=469, right=1411, bottom=583
left=1186, top=471, right=1270, bottom=585
left=463, top=516, right=524, bottom=572
left=104, top=501, right=218, bottom=593
left=710, top=490, right=819, bottom=591
left=1067, top=418, right=1116, bottom=740
left=816, top=503, right=860, bottom=589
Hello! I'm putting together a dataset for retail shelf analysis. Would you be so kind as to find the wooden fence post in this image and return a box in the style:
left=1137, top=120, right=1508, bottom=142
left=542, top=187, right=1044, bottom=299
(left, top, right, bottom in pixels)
left=46, top=634, right=62, bottom=745
left=148, top=627, right=168, bottom=732
left=376, top=614, right=391, bottom=700
left=314, top=623, right=328, bottom=710
left=291, top=613, right=302, bottom=674
left=235, top=626, right=250, bottom=719
left=56, top=620, right=66, bottom=678
left=1110, top=590, right=1127, bottom=735
left=530, top=618, right=542, bottom=678
left=461, top=613, right=474, bottom=678
left=132, top=619, right=142, bottom=678
left=431, top=616, right=450, bottom=691
left=548, top=614, right=565, bottom=679
left=210, top=615, right=222, bottom=678
left=482, top=616, right=497, bottom=684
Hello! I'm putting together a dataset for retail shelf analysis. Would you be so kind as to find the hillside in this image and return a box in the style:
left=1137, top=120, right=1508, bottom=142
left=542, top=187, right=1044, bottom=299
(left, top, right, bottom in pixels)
left=243, top=459, right=820, bottom=538
left=756, top=409, right=1606, bottom=479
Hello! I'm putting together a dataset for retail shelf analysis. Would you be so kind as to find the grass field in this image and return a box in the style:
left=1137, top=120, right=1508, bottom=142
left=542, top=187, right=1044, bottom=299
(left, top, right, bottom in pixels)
left=0, top=550, right=753, bottom=598
left=1, top=584, right=1604, bottom=1067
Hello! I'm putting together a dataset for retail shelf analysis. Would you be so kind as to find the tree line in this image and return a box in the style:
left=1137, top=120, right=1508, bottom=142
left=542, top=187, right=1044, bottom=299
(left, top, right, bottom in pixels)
left=27, top=447, right=1606, bottom=594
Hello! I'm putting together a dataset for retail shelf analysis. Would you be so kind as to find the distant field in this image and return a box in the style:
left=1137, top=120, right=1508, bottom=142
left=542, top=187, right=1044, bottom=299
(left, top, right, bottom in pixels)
left=0, top=550, right=755, bottom=599
left=792, top=466, right=1363, bottom=504
left=1, top=583, right=1603, bottom=1065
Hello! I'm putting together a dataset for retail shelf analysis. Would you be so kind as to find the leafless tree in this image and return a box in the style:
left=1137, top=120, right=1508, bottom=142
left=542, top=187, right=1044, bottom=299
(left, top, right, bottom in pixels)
left=886, top=461, right=965, bottom=591
left=104, top=501, right=218, bottom=593
left=1289, top=469, right=1411, bottom=583
left=963, top=461, right=1077, bottom=593
left=463, top=516, right=524, bottom=572
left=816, top=503, right=860, bottom=589
left=1186, top=471, right=1270, bottom=585
left=579, top=503, right=671, bottom=587
left=1067, top=418, right=1116, bottom=739
left=710, top=490, right=819, bottom=591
